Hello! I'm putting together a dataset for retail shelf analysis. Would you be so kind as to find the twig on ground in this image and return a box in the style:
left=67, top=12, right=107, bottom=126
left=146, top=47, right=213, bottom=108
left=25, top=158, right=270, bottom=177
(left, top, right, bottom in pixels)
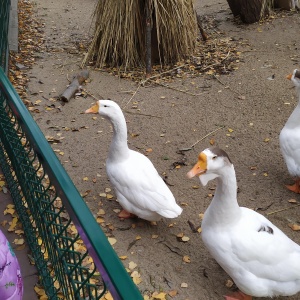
left=267, top=203, right=300, bottom=216
left=124, top=110, right=162, bottom=118
left=213, top=74, right=240, bottom=96
left=179, top=126, right=225, bottom=151
left=140, top=64, right=188, bottom=86
left=151, top=80, right=208, bottom=96
left=123, top=84, right=141, bottom=108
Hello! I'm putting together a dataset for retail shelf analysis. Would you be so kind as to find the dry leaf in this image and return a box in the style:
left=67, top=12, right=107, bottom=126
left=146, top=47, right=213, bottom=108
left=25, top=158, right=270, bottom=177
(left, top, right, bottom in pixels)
left=289, top=223, right=300, bottom=231
left=288, top=199, right=297, bottom=204
left=129, top=261, right=137, bottom=270
left=153, top=292, right=167, bottom=299
left=168, top=290, right=178, bottom=297
left=183, top=255, right=191, bottom=263
left=225, top=279, right=234, bottom=288
left=108, top=237, right=117, bottom=245
left=181, top=282, right=188, bottom=288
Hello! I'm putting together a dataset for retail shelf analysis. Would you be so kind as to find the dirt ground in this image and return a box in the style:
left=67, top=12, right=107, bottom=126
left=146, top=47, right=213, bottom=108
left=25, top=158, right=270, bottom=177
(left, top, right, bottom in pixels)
left=23, top=0, right=300, bottom=299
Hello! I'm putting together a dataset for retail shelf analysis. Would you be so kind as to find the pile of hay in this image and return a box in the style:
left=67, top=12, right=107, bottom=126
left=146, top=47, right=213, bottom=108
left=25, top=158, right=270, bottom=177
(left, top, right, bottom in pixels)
left=83, top=0, right=198, bottom=70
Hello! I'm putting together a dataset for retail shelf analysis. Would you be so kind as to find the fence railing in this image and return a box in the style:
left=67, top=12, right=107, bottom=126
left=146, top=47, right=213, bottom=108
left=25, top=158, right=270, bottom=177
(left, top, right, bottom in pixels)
left=0, top=0, right=143, bottom=298
left=0, top=0, right=10, bottom=72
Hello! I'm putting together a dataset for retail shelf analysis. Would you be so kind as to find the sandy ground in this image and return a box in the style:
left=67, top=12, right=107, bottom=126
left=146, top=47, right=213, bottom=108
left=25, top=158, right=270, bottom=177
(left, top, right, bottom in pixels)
left=20, top=0, right=300, bottom=299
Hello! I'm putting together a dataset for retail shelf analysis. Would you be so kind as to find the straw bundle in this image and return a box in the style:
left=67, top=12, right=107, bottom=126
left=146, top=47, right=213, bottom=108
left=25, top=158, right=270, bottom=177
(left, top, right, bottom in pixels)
left=83, top=0, right=198, bottom=70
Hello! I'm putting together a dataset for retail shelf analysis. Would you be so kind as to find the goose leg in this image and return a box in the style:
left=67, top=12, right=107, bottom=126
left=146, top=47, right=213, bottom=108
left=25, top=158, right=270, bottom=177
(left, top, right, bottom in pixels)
left=224, top=291, right=252, bottom=300
left=118, top=209, right=136, bottom=219
left=286, top=178, right=300, bottom=193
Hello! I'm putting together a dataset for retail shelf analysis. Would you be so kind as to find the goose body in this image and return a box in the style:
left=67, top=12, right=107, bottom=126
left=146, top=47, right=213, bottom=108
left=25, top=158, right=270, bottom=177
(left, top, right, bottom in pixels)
left=85, top=100, right=182, bottom=221
left=279, top=69, right=300, bottom=193
left=187, top=147, right=300, bottom=299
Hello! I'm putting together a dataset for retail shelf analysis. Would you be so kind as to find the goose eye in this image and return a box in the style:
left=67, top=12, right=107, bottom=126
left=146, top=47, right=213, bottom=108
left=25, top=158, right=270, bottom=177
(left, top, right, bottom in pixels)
left=104, top=105, right=108, bottom=107
left=212, top=155, right=217, bottom=160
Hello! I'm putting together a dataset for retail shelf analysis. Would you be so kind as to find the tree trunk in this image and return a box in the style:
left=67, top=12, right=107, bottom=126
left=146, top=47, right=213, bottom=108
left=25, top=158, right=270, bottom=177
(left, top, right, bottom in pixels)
left=226, top=0, right=263, bottom=23
left=240, top=0, right=263, bottom=23
left=226, top=0, right=241, bottom=16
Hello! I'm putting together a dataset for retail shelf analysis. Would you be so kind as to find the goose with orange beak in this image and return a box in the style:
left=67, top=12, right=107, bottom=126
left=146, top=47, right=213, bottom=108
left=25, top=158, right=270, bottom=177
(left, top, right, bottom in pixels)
left=188, top=147, right=300, bottom=300
left=85, top=100, right=182, bottom=222
left=280, top=69, right=300, bottom=193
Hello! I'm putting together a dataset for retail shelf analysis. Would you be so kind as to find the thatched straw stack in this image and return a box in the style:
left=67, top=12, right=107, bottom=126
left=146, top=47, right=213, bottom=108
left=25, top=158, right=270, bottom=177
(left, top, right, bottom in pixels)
left=83, top=0, right=198, bottom=70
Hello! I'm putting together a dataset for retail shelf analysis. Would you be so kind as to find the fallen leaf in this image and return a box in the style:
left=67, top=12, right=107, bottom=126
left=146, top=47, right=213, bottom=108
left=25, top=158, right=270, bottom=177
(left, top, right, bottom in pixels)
left=181, top=282, right=188, bottom=288
left=289, top=223, right=300, bottom=231
left=168, top=290, right=178, bottom=297
left=183, top=255, right=191, bottom=263
left=288, top=199, right=297, bottom=204
left=13, top=238, right=25, bottom=245
left=225, top=279, right=234, bottom=288
left=108, top=237, right=117, bottom=245
left=129, top=261, right=137, bottom=270
left=153, top=292, right=167, bottom=299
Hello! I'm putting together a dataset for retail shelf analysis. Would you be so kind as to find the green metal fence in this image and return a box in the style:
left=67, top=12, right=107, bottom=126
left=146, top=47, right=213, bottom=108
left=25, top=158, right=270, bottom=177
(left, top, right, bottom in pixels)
left=0, top=66, right=143, bottom=300
left=0, top=0, right=143, bottom=298
left=0, top=0, right=10, bottom=72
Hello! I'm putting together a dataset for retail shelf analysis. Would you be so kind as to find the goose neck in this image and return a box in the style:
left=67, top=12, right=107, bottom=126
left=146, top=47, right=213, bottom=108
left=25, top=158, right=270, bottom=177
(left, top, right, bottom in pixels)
left=204, top=165, right=241, bottom=227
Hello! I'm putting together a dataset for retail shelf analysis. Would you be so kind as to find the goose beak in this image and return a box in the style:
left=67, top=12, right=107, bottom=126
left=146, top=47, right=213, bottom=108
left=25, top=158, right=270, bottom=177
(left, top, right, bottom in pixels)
left=187, top=152, right=207, bottom=178
left=85, top=103, right=99, bottom=114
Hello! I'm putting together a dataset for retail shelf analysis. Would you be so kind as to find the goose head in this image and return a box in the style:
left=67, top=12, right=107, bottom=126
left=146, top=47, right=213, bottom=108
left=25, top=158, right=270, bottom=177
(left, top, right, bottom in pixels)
left=85, top=100, right=122, bottom=120
left=187, top=147, right=232, bottom=186
left=287, top=69, right=300, bottom=89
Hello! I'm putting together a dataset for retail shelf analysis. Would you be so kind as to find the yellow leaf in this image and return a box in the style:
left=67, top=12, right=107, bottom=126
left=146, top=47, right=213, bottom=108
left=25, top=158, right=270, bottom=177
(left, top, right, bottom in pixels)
left=136, top=235, right=141, bottom=240
left=119, top=255, right=128, bottom=260
left=104, top=292, right=113, bottom=300
left=129, top=261, right=137, bottom=270
left=183, top=255, right=191, bottom=263
left=13, top=238, right=24, bottom=245
left=4, top=208, right=15, bottom=216
left=106, top=194, right=114, bottom=199
left=132, top=277, right=142, bottom=285
left=228, top=128, right=234, bottom=133
left=83, top=177, right=89, bottom=181
left=96, top=217, right=105, bottom=224
left=151, top=234, right=159, bottom=239
left=130, top=270, right=140, bottom=278
left=108, top=237, right=117, bottom=245
left=8, top=217, right=18, bottom=232
left=153, top=292, right=167, bottom=299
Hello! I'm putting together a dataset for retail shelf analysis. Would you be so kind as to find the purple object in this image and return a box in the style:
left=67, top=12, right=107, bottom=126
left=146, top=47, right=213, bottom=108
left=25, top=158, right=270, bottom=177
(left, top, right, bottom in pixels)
left=0, top=229, right=23, bottom=300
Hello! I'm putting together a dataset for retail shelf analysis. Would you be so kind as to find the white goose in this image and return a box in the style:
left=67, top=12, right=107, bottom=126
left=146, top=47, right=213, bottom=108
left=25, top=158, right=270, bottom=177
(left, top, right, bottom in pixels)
left=187, top=147, right=300, bottom=300
left=85, top=100, right=182, bottom=221
left=280, top=69, right=300, bottom=193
